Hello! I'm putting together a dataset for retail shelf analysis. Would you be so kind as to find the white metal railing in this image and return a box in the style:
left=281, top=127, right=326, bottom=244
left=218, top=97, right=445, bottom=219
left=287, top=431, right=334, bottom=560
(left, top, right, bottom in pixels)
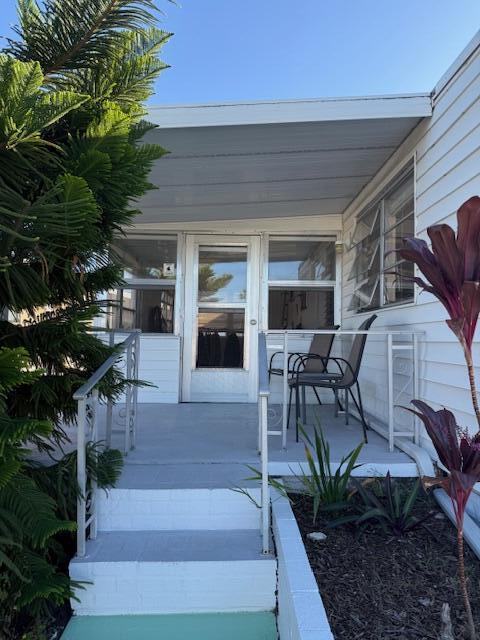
left=266, top=328, right=423, bottom=453
left=258, top=332, right=270, bottom=554
left=73, top=329, right=140, bottom=557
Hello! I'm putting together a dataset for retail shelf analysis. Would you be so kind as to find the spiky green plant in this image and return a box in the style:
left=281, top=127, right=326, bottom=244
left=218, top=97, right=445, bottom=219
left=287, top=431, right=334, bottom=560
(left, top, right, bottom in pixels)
left=326, top=473, right=434, bottom=536
left=243, top=424, right=364, bottom=524
left=293, top=424, right=364, bottom=522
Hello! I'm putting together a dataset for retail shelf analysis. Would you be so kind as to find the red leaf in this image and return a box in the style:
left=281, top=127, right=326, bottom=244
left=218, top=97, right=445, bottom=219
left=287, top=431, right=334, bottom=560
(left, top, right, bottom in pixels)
left=409, top=401, right=462, bottom=471
left=400, top=197, right=480, bottom=352
left=428, top=224, right=463, bottom=294
left=460, top=281, right=480, bottom=350
left=457, top=196, right=480, bottom=281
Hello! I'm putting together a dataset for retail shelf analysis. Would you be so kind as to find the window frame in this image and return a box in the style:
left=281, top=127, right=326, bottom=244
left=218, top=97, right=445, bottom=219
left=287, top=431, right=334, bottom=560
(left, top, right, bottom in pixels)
left=266, top=234, right=339, bottom=329
left=348, top=164, right=415, bottom=314
left=107, top=233, right=181, bottom=334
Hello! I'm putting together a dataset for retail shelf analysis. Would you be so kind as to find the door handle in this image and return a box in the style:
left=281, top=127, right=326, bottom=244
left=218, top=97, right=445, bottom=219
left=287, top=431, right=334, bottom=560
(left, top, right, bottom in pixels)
left=250, top=319, right=257, bottom=326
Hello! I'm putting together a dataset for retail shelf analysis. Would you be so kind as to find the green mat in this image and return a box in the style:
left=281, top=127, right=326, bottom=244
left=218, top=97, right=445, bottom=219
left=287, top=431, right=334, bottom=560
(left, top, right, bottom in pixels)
left=61, top=612, right=277, bottom=639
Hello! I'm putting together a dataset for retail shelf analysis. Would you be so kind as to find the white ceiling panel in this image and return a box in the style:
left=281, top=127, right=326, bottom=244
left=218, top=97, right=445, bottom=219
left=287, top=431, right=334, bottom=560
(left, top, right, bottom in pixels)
left=136, top=97, right=431, bottom=224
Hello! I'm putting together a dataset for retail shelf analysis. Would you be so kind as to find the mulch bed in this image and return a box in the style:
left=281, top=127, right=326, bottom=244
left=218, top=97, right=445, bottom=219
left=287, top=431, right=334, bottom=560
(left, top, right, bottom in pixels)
left=290, top=484, right=480, bottom=640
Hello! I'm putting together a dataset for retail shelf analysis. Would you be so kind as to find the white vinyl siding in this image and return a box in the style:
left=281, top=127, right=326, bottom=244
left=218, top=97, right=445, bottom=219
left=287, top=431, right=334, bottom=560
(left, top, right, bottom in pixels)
left=137, top=335, right=181, bottom=403
left=341, top=39, right=480, bottom=443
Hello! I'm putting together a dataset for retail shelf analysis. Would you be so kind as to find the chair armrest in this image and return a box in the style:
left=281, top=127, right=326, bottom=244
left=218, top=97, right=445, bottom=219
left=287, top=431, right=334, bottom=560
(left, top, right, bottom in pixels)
left=289, top=352, right=309, bottom=372
left=295, top=354, right=352, bottom=377
left=268, top=351, right=284, bottom=370
left=320, top=355, right=357, bottom=380
left=269, top=351, right=308, bottom=372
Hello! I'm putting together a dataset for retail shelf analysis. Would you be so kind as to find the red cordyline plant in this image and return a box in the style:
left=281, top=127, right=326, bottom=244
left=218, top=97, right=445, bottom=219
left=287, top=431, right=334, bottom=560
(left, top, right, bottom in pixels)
left=400, top=196, right=480, bottom=638
left=408, top=400, right=480, bottom=640
left=399, top=196, right=480, bottom=431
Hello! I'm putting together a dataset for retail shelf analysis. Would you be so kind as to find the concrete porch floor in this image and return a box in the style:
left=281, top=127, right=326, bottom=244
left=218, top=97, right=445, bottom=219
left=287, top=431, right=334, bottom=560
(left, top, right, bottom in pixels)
left=107, top=403, right=417, bottom=488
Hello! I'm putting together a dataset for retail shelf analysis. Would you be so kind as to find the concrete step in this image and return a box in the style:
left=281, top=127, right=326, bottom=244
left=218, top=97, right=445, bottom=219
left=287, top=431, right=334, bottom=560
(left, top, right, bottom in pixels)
left=116, top=463, right=262, bottom=490
left=69, top=529, right=276, bottom=615
left=97, top=487, right=262, bottom=531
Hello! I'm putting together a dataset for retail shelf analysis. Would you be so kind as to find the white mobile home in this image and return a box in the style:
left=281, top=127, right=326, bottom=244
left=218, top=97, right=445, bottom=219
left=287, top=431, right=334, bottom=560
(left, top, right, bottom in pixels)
left=68, top=29, right=480, bottom=633
left=103, top=30, right=479, bottom=435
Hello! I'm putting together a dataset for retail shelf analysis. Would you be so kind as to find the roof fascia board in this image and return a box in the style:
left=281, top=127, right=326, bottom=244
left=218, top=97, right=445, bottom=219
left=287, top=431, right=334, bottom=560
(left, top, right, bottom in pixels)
left=433, top=28, right=480, bottom=99
left=147, top=94, right=432, bottom=129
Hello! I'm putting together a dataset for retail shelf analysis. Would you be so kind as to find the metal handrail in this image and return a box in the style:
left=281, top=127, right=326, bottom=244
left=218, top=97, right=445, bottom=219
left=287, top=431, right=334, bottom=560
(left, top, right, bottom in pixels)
left=75, top=329, right=140, bottom=557
left=258, top=330, right=270, bottom=398
left=258, top=332, right=270, bottom=554
left=267, top=329, right=425, bottom=335
left=73, top=331, right=140, bottom=400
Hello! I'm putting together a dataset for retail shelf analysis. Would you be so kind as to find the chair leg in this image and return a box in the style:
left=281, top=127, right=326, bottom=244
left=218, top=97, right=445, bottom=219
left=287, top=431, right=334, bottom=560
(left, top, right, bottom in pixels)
left=349, top=383, right=368, bottom=443
left=334, top=388, right=339, bottom=417
left=287, top=386, right=293, bottom=430
left=312, top=386, right=322, bottom=407
left=356, top=382, right=369, bottom=443
left=336, top=393, right=344, bottom=412
left=332, top=389, right=338, bottom=403
left=345, top=389, right=349, bottom=425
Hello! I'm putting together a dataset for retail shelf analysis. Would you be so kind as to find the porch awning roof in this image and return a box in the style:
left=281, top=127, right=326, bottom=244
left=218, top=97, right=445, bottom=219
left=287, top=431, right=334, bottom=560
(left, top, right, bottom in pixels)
left=136, top=94, right=431, bottom=225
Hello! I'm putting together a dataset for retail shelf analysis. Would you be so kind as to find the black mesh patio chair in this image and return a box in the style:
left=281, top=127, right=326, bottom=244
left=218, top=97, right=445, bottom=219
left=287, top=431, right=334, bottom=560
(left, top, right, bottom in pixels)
left=288, top=314, right=377, bottom=443
left=268, top=328, right=339, bottom=396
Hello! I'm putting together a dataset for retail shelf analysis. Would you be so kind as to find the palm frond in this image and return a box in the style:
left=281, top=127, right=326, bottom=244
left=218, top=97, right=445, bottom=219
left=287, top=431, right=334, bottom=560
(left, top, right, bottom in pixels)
left=0, top=55, right=89, bottom=151
left=8, top=0, right=161, bottom=76
left=55, top=27, right=171, bottom=109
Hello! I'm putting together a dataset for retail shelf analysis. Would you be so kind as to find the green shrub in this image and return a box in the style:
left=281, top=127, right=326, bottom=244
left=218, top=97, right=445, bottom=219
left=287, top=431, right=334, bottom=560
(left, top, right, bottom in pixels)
left=0, top=348, right=77, bottom=637
left=292, top=424, right=363, bottom=522
left=244, top=423, right=363, bottom=524
left=327, top=473, right=433, bottom=536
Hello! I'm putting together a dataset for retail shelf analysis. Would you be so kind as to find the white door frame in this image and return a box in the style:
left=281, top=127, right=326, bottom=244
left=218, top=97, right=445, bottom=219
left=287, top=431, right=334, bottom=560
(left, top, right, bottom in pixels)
left=182, top=234, right=261, bottom=402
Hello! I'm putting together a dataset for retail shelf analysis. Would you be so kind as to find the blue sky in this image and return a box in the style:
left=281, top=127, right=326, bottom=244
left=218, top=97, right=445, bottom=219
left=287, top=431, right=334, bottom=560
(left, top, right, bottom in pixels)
left=1, top=1, right=479, bottom=104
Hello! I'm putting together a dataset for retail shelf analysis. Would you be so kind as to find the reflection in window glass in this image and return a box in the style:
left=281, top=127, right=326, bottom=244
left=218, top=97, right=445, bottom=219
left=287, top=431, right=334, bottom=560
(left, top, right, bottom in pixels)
left=112, top=236, right=177, bottom=280
left=198, top=246, right=247, bottom=303
left=384, top=174, right=414, bottom=232
left=349, top=205, right=379, bottom=247
left=347, top=219, right=380, bottom=283
left=268, top=289, right=335, bottom=330
left=348, top=257, right=380, bottom=312
left=383, top=216, right=414, bottom=269
left=348, top=243, right=381, bottom=312
left=196, top=309, right=244, bottom=368
left=383, top=262, right=415, bottom=305
left=107, top=287, right=175, bottom=333
left=268, top=240, right=335, bottom=281
left=347, top=167, right=414, bottom=312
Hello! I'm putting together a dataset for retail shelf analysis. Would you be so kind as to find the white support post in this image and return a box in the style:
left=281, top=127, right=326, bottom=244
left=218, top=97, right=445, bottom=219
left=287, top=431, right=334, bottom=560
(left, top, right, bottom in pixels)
left=282, top=332, right=289, bottom=449
left=76, top=397, right=87, bottom=557
left=412, top=332, right=420, bottom=445
left=387, top=333, right=394, bottom=453
left=105, top=331, right=115, bottom=449
left=90, top=390, right=98, bottom=541
left=257, top=395, right=262, bottom=454
left=132, top=333, right=140, bottom=449
left=125, top=343, right=133, bottom=454
left=260, top=393, right=270, bottom=554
